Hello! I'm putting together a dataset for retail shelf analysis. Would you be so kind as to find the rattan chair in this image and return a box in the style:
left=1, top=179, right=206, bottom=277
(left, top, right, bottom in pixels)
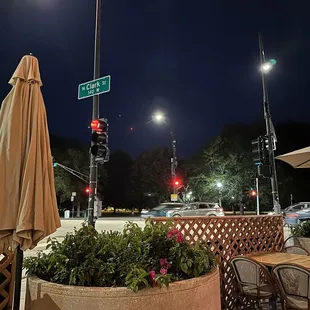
left=231, top=256, right=281, bottom=309
left=282, top=245, right=309, bottom=256
left=282, top=236, right=300, bottom=249
left=273, top=263, right=310, bottom=310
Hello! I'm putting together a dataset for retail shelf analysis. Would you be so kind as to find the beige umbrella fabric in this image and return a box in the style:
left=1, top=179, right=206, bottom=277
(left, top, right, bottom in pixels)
left=0, top=55, right=61, bottom=251
left=276, top=146, right=310, bottom=169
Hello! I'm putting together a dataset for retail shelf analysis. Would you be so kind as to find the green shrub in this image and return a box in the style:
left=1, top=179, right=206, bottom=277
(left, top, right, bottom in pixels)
left=24, top=221, right=216, bottom=292
left=291, top=221, right=310, bottom=238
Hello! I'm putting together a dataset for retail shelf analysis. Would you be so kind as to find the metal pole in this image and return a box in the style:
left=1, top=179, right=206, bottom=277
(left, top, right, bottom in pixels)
left=170, top=130, right=177, bottom=194
left=258, top=33, right=281, bottom=214
left=88, top=0, right=101, bottom=227
left=256, top=177, right=260, bottom=215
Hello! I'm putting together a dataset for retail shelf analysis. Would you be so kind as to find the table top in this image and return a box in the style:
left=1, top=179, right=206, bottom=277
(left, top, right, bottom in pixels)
left=246, top=252, right=310, bottom=268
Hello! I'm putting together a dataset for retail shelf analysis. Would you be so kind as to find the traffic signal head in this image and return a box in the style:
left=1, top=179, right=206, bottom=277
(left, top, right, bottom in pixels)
left=250, top=190, right=257, bottom=197
left=173, top=178, right=182, bottom=188
left=52, top=156, right=57, bottom=167
left=90, top=118, right=109, bottom=163
left=91, top=119, right=108, bottom=133
left=85, top=187, right=91, bottom=194
left=252, top=136, right=268, bottom=166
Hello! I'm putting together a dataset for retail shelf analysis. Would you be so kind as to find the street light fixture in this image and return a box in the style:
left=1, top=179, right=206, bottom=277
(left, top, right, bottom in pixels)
left=216, top=182, right=223, bottom=188
left=258, top=33, right=280, bottom=214
left=153, top=111, right=165, bottom=123
left=151, top=111, right=177, bottom=198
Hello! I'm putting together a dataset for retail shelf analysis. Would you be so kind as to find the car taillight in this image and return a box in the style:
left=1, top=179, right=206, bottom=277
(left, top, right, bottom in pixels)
left=286, top=213, right=299, bottom=218
left=216, top=207, right=223, bottom=213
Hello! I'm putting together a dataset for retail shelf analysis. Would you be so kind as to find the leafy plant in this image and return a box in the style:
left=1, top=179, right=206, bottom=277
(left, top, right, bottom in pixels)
left=291, top=221, right=310, bottom=238
left=24, top=221, right=216, bottom=292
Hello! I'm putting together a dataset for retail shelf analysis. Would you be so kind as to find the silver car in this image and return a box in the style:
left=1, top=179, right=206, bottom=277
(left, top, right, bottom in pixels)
left=140, top=202, right=225, bottom=218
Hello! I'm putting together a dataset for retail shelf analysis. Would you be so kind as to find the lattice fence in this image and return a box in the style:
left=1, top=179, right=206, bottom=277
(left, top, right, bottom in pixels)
left=0, top=246, right=15, bottom=310
left=152, top=215, right=284, bottom=310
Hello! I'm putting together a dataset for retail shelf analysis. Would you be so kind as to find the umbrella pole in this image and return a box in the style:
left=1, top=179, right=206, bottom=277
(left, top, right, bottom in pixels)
left=13, top=247, right=23, bottom=310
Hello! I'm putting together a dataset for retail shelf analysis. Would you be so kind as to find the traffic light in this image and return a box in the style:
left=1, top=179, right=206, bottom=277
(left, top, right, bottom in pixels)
left=250, top=190, right=257, bottom=197
left=90, top=118, right=109, bottom=163
left=85, top=187, right=91, bottom=194
left=52, top=157, right=57, bottom=167
left=252, top=136, right=268, bottom=165
left=173, top=178, right=182, bottom=188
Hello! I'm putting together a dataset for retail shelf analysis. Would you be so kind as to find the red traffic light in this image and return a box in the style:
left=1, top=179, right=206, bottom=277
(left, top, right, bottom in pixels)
left=173, top=179, right=182, bottom=187
left=85, top=187, right=91, bottom=194
left=250, top=190, right=257, bottom=197
left=91, top=118, right=108, bottom=133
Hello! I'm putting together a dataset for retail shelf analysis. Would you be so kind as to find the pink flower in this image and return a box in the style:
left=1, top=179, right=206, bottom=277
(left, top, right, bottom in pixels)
left=160, top=258, right=167, bottom=266
left=149, top=270, right=156, bottom=280
left=167, top=228, right=185, bottom=243
left=160, top=268, right=167, bottom=275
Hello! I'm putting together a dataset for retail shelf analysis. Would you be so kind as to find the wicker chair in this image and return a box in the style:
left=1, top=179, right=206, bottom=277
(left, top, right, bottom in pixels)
left=282, top=236, right=300, bottom=249
left=273, top=264, right=310, bottom=310
left=231, top=256, right=281, bottom=309
left=282, top=245, right=310, bottom=256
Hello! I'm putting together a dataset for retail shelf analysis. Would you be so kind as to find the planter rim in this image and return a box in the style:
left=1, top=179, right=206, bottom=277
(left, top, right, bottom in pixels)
left=27, top=267, right=218, bottom=297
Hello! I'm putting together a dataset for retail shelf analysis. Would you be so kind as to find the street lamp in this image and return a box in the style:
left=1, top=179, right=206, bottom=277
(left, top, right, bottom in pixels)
left=153, top=111, right=165, bottom=123
left=151, top=111, right=177, bottom=197
left=216, top=182, right=223, bottom=189
left=258, top=33, right=280, bottom=214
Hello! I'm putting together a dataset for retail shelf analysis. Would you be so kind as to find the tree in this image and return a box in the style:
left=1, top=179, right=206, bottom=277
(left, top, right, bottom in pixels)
left=187, top=137, right=258, bottom=206
left=128, top=147, right=172, bottom=208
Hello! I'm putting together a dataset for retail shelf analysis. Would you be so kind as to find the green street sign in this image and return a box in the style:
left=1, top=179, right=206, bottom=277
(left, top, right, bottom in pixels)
left=78, top=75, right=111, bottom=100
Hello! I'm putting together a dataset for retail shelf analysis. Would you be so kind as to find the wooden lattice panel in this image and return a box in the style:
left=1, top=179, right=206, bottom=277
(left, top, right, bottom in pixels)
left=0, top=246, right=15, bottom=310
left=152, top=215, right=284, bottom=310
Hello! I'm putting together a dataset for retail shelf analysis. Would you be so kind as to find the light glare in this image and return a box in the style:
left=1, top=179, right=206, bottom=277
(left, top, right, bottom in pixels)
left=260, top=62, right=272, bottom=73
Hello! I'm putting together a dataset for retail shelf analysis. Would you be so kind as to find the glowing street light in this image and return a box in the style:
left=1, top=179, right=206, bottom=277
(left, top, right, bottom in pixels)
left=153, top=111, right=165, bottom=123
left=260, top=59, right=276, bottom=73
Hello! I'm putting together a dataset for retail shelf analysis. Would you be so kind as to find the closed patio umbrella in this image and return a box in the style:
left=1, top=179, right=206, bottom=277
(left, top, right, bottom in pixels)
left=276, top=146, right=310, bottom=169
left=0, top=55, right=61, bottom=308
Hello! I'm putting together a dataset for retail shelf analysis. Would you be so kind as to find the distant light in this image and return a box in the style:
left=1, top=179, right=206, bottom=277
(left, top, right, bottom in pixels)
left=130, top=127, right=133, bottom=131
left=270, top=59, right=277, bottom=65
left=53, top=163, right=57, bottom=167
left=260, top=62, right=272, bottom=73
left=216, top=182, right=223, bottom=188
left=153, top=112, right=165, bottom=123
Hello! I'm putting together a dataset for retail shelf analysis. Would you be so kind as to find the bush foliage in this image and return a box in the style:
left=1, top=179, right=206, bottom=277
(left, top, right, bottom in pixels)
left=24, top=221, right=216, bottom=292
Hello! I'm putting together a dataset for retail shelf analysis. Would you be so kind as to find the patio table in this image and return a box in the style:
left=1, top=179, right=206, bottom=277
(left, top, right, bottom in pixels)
left=246, top=252, right=310, bottom=269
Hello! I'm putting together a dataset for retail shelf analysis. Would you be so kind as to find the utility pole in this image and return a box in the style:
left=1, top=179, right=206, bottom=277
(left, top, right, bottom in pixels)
left=170, top=130, right=177, bottom=194
left=258, top=33, right=281, bottom=214
left=256, top=177, right=260, bottom=215
left=88, top=0, right=101, bottom=227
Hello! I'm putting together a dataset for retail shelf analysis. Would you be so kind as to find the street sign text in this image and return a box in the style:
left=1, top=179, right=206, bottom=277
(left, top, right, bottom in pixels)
left=78, top=75, right=111, bottom=100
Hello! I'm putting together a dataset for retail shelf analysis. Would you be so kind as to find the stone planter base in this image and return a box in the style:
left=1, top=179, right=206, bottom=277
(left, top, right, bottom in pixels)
left=25, top=268, right=221, bottom=310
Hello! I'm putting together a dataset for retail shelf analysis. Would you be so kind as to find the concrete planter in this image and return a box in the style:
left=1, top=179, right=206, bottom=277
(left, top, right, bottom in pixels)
left=25, top=267, right=221, bottom=310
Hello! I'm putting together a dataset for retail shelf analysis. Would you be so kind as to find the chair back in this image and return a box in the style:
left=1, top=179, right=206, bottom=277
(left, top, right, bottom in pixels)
left=273, top=264, right=310, bottom=310
left=282, top=236, right=300, bottom=249
left=282, top=245, right=309, bottom=256
left=231, top=256, right=275, bottom=298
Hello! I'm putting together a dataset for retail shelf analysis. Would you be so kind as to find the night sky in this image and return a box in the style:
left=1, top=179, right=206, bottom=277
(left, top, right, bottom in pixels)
left=0, top=1, right=309, bottom=158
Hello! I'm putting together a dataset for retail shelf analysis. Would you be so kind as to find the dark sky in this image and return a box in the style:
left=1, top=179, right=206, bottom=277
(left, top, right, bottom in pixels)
left=0, top=1, right=309, bottom=158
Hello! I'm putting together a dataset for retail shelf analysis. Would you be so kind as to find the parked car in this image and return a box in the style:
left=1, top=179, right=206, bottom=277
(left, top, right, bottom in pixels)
left=283, top=202, right=310, bottom=225
left=140, top=202, right=225, bottom=219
